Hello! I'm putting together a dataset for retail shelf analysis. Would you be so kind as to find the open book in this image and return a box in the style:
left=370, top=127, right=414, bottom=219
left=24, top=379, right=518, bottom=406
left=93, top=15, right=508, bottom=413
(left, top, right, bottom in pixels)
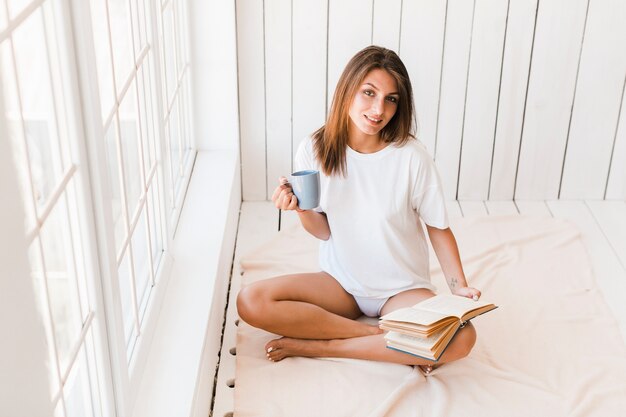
left=379, top=294, right=497, bottom=361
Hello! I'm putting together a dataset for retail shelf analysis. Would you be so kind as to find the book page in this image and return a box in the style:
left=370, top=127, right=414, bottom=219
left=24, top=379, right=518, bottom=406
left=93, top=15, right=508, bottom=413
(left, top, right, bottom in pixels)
left=380, top=307, right=447, bottom=326
left=414, top=294, right=494, bottom=319
left=385, top=328, right=445, bottom=351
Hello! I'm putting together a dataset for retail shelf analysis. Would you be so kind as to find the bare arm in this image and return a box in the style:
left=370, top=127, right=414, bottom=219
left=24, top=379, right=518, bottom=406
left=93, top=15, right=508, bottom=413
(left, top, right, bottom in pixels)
left=272, top=177, right=331, bottom=240
left=426, top=225, right=481, bottom=299
left=296, top=210, right=331, bottom=240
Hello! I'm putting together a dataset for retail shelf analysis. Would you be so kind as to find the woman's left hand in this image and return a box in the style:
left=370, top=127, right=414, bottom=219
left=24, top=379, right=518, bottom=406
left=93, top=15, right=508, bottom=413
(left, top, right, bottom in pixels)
left=452, top=286, right=482, bottom=301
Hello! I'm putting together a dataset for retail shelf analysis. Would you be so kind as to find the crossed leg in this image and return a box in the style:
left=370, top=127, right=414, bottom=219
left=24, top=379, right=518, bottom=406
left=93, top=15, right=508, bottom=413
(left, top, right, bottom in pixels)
left=236, top=273, right=476, bottom=367
left=237, top=272, right=381, bottom=339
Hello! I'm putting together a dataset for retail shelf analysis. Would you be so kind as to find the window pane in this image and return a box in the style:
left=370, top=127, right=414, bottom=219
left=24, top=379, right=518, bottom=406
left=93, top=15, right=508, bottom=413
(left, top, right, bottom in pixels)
left=63, top=348, right=95, bottom=417
left=1, top=40, right=37, bottom=231
left=144, top=55, right=158, bottom=165
left=129, top=0, right=146, bottom=58
left=119, top=80, right=143, bottom=214
left=54, top=399, right=65, bottom=417
left=162, top=4, right=176, bottom=105
left=84, top=332, right=104, bottom=417
left=28, top=237, right=61, bottom=399
left=132, top=206, right=151, bottom=316
left=40, top=191, right=84, bottom=374
left=138, top=63, right=155, bottom=169
left=108, top=0, right=135, bottom=94
left=147, top=183, right=164, bottom=275
left=178, top=86, right=187, bottom=161
left=180, top=77, right=192, bottom=161
left=89, top=0, right=116, bottom=120
left=167, top=101, right=180, bottom=203
left=117, top=249, right=135, bottom=351
left=41, top=0, right=72, bottom=168
left=175, top=0, right=188, bottom=74
left=6, top=0, right=30, bottom=18
left=104, top=119, right=126, bottom=254
left=0, top=1, right=7, bottom=31
left=140, top=0, right=152, bottom=51
left=12, top=8, right=64, bottom=213
left=65, top=178, right=91, bottom=321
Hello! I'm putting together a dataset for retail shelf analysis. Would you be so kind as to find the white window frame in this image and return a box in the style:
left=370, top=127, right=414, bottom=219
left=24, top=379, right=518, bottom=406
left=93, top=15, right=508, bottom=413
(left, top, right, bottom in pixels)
left=1, top=0, right=196, bottom=414
left=1, top=1, right=117, bottom=415
left=69, top=0, right=195, bottom=413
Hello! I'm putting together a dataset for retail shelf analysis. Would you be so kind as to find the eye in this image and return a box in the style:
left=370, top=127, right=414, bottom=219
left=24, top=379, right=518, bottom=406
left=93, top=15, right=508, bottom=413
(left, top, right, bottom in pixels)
left=386, top=96, right=398, bottom=104
left=363, top=89, right=374, bottom=97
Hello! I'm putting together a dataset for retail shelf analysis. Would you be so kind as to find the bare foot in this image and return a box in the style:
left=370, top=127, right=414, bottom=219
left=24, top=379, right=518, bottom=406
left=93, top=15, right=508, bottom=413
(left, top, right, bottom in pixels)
left=264, top=337, right=329, bottom=362
left=371, top=325, right=385, bottom=335
left=417, top=364, right=440, bottom=376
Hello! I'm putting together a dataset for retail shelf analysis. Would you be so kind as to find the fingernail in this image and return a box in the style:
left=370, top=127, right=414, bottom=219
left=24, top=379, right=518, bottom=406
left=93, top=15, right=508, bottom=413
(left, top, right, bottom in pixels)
left=472, top=295, right=479, bottom=301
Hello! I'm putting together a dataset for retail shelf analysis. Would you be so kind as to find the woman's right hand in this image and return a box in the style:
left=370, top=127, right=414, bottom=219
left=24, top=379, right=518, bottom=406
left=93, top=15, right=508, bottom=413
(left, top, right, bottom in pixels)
left=271, top=176, right=302, bottom=211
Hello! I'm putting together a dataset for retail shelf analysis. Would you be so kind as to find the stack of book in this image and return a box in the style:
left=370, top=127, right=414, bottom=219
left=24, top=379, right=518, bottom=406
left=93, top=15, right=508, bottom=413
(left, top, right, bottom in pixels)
left=379, top=294, right=497, bottom=361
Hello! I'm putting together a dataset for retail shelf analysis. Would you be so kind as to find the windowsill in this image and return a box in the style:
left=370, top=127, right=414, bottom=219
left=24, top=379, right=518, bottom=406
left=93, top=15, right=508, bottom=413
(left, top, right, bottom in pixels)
left=131, top=149, right=241, bottom=417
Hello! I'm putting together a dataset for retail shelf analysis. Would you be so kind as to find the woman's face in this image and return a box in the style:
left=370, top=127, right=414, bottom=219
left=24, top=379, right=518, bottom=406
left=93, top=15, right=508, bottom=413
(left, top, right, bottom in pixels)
left=348, top=68, right=399, bottom=140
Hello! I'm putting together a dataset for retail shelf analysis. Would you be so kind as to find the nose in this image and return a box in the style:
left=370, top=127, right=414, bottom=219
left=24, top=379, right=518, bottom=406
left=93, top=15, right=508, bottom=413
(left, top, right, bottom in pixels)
left=371, top=97, right=385, bottom=116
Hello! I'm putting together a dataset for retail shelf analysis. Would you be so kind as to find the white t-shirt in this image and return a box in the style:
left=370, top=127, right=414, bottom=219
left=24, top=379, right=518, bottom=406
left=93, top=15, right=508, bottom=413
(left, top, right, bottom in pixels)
left=294, top=136, right=449, bottom=299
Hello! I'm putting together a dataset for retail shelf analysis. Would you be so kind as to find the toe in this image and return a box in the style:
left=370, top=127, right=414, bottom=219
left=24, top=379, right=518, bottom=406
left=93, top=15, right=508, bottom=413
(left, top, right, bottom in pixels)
left=265, top=338, right=283, bottom=353
left=267, top=350, right=284, bottom=362
left=418, top=365, right=433, bottom=375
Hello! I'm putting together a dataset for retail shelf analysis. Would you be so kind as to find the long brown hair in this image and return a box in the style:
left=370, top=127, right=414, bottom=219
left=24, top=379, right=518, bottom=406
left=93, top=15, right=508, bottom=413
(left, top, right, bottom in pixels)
left=312, top=45, right=415, bottom=176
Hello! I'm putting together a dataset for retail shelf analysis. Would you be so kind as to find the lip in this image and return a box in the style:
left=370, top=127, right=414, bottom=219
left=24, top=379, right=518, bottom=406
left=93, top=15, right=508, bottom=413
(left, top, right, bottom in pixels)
left=364, top=114, right=382, bottom=125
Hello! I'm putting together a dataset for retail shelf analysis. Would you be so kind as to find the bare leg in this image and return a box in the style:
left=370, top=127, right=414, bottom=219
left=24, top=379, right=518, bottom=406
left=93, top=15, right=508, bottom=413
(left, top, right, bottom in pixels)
left=265, top=288, right=477, bottom=367
left=265, top=323, right=476, bottom=367
left=237, top=272, right=382, bottom=340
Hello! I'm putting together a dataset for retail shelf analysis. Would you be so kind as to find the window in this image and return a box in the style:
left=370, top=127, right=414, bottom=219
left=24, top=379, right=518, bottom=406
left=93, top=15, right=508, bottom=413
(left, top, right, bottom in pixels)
left=0, top=0, right=194, bottom=415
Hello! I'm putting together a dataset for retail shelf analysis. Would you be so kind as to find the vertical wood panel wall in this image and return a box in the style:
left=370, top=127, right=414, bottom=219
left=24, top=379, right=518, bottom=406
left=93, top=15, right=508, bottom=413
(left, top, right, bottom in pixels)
left=236, top=0, right=626, bottom=201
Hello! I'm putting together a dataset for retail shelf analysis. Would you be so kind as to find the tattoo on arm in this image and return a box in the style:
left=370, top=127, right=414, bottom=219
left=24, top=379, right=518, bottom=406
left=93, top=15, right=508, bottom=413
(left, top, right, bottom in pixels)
left=448, top=276, right=458, bottom=289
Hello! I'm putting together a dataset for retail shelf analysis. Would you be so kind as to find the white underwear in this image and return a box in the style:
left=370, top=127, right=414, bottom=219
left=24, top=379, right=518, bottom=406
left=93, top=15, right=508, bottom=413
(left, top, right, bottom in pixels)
left=352, top=294, right=390, bottom=318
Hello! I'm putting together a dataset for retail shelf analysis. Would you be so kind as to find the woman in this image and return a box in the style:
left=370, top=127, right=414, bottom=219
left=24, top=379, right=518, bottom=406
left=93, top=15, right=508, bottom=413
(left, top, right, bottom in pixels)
left=237, top=46, right=481, bottom=373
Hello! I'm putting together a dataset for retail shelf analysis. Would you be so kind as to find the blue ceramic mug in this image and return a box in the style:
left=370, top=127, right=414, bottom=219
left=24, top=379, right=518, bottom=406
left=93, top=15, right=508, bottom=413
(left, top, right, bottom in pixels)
left=290, top=170, right=320, bottom=210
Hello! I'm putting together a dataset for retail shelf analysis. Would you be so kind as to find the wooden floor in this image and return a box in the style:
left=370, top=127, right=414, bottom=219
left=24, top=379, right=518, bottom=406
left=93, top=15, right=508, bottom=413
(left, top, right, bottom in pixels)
left=211, top=200, right=626, bottom=417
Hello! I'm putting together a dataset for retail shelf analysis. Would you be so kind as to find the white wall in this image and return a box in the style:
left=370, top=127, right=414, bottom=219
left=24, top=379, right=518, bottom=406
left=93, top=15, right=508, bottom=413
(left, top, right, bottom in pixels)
left=236, top=0, right=626, bottom=201
left=190, top=0, right=240, bottom=152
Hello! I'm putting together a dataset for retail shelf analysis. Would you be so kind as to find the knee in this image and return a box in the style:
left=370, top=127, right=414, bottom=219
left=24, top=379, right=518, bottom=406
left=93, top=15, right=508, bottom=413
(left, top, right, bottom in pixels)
left=236, top=283, right=271, bottom=328
left=455, top=323, right=477, bottom=359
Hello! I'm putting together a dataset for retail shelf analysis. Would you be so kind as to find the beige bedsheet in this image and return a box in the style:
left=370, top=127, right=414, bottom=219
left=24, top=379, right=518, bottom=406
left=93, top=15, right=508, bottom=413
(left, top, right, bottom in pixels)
left=235, top=216, right=626, bottom=417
